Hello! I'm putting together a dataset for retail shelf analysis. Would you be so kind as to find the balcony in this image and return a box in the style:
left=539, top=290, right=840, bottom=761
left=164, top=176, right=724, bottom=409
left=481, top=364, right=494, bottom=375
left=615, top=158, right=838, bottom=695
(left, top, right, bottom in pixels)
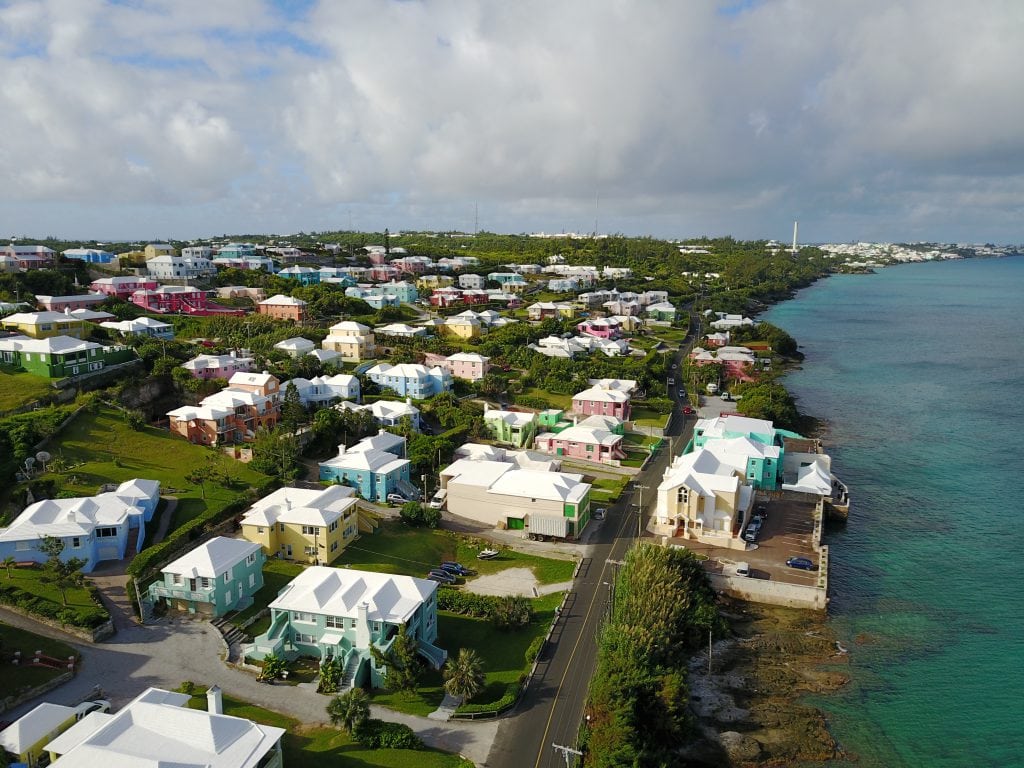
left=149, top=583, right=215, bottom=603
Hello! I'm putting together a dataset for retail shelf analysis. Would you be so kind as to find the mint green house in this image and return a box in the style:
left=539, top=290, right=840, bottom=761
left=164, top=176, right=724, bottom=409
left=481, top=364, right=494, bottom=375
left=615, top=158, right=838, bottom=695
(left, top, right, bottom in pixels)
left=537, top=408, right=573, bottom=433
left=483, top=408, right=538, bottom=447
left=0, top=335, right=135, bottom=378
left=245, top=566, right=446, bottom=689
left=690, top=414, right=804, bottom=490
left=147, top=537, right=265, bottom=618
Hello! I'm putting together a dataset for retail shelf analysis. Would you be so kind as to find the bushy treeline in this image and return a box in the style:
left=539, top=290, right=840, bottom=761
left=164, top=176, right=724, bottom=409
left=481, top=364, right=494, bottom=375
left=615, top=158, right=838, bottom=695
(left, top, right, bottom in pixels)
left=584, top=544, right=724, bottom=768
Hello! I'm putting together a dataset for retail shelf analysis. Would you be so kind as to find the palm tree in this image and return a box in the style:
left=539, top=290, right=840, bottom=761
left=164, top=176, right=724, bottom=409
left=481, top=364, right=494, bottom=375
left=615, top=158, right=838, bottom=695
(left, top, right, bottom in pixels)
left=443, top=648, right=485, bottom=702
left=326, top=688, right=370, bottom=734
left=2, top=556, right=15, bottom=579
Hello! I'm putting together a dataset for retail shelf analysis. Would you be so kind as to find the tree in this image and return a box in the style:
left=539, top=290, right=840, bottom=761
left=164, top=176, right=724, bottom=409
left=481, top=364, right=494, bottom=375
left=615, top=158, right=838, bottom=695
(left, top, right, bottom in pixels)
left=369, top=625, right=422, bottom=693
left=185, top=454, right=224, bottom=500
left=280, top=382, right=306, bottom=431
left=37, top=537, right=87, bottom=607
left=259, top=653, right=288, bottom=681
left=443, top=648, right=486, bottom=702
left=327, top=687, right=370, bottom=733
left=2, top=556, right=15, bottom=578
left=250, top=427, right=301, bottom=479
left=492, top=595, right=532, bottom=629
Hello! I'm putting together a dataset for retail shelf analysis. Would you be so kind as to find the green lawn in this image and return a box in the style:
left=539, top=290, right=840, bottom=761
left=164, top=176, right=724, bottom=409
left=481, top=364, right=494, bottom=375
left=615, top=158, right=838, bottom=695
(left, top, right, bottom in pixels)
left=0, top=565, right=108, bottom=628
left=0, top=622, right=79, bottom=697
left=622, top=432, right=660, bottom=449
left=371, top=592, right=564, bottom=717
left=519, top=387, right=572, bottom=410
left=183, top=687, right=471, bottom=768
left=0, top=367, right=54, bottom=414
left=227, top=559, right=304, bottom=633
left=333, top=523, right=576, bottom=585
left=37, top=405, right=271, bottom=532
left=630, top=406, right=669, bottom=428
left=588, top=475, right=630, bottom=504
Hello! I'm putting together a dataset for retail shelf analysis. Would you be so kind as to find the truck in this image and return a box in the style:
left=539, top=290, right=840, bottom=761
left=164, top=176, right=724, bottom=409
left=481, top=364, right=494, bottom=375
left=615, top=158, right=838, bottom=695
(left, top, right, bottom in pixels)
left=525, top=513, right=569, bottom=541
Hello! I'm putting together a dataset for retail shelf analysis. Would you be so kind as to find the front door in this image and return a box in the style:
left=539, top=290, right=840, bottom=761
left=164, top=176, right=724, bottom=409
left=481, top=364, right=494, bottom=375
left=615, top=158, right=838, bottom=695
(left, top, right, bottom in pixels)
left=286, top=544, right=293, bottom=558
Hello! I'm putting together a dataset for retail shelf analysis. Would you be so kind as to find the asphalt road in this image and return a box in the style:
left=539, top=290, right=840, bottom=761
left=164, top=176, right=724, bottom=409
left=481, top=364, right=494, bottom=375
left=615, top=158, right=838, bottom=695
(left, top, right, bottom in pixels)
left=487, top=322, right=697, bottom=768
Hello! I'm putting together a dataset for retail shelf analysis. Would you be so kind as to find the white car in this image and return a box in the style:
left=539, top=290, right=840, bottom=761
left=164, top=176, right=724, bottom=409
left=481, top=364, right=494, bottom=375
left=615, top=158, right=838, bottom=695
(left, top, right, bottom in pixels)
left=593, top=507, right=607, bottom=521
left=74, top=700, right=111, bottom=720
left=386, top=493, right=410, bottom=505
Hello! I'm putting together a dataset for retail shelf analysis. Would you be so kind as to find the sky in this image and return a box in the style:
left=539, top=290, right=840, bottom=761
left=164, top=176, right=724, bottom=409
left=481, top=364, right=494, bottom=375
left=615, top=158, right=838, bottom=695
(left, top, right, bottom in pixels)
left=1, top=0, right=1022, bottom=244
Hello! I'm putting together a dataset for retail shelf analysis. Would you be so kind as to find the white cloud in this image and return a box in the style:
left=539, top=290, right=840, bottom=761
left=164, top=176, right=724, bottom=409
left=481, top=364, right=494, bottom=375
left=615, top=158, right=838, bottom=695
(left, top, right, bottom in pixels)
left=0, top=0, right=1022, bottom=241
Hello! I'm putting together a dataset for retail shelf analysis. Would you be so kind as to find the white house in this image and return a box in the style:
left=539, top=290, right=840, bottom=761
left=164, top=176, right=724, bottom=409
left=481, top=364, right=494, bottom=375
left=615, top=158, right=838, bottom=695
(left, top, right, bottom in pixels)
left=146, top=254, right=216, bottom=281
left=99, top=317, right=173, bottom=339
left=375, top=323, right=427, bottom=339
left=273, top=337, right=316, bottom=357
left=283, top=374, right=360, bottom=407
left=43, top=687, right=285, bottom=768
left=338, top=398, right=421, bottom=430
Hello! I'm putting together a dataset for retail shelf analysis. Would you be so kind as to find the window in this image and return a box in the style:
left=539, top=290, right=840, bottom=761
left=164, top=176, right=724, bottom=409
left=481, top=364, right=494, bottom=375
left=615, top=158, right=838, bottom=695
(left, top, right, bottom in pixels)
left=677, top=487, right=689, bottom=504
left=292, top=611, right=314, bottom=623
left=172, top=574, right=182, bottom=585
left=373, top=622, right=382, bottom=633
left=302, top=525, right=320, bottom=536
left=246, top=552, right=257, bottom=566
left=96, top=527, right=117, bottom=538
left=328, top=520, right=338, bottom=532
left=279, top=523, right=286, bottom=532
left=304, top=546, right=316, bottom=556
left=72, top=537, right=81, bottom=548
left=294, top=632, right=315, bottom=645
left=248, top=573, right=256, bottom=588
left=223, top=572, right=230, bottom=584
left=256, top=527, right=264, bottom=534
left=330, top=541, right=338, bottom=552
left=200, top=578, right=213, bottom=589
left=325, top=615, right=345, bottom=628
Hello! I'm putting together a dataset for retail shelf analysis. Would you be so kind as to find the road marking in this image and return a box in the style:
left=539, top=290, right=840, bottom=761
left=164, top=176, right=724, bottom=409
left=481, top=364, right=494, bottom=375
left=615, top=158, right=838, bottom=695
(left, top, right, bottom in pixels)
left=532, top=496, right=634, bottom=768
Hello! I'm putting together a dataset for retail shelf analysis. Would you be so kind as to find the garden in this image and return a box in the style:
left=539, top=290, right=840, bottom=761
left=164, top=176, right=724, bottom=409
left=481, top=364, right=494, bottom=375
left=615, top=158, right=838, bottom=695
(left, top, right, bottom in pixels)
left=0, top=622, right=79, bottom=700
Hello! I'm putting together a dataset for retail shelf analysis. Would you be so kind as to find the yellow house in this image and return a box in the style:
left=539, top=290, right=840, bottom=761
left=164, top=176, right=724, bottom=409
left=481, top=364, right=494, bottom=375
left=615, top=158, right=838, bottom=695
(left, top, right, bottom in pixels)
left=322, top=321, right=376, bottom=362
left=143, top=243, right=175, bottom=260
left=416, top=274, right=454, bottom=291
left=440, top=316, right=482, bottom=339
left=0, top=311, right=86, bottom=339
left=0, top=702, right=78, bottom=767
left=239, top=485, right=360, bottom=564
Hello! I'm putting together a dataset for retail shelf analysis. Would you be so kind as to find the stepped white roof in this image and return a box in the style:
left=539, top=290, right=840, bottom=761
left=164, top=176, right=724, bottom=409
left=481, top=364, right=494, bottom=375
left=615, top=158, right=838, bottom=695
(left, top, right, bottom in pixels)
left=270, top=566, right=436, bottom=624
left=161, top=537, right=262, bottom=579
left=0, top=703, right=77, bottom=754
left=240, top=485, right=358, bottom=528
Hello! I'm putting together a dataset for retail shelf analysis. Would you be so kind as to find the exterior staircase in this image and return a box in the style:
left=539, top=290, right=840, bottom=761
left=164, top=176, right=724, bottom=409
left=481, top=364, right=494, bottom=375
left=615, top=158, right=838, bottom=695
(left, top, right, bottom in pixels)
left=340, top=652, right=363, bottom=690
left=395, top=478, right=422, bottom=501
left=211, top=618, right=251, bottom=661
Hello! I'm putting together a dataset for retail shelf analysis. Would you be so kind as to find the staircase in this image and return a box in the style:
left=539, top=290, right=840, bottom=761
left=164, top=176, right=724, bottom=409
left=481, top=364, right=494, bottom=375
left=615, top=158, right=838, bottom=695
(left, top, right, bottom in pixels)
left=395, top=478, right=422, bottom=501
left=340, top=653, right=363, bottom=690
left=211, top=618, right=251, bottom=661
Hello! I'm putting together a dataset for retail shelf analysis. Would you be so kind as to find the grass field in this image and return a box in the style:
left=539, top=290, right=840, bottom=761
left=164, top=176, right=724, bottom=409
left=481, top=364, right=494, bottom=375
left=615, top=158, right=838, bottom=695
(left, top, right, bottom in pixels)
left=371, top=591, right=563, bottom=717
left=630, top=406, right=669, bottom=428
left=38, top=405, right=270, bottom=533
left=0, top=622, right=79, bottom=698
left=519, top=387, right=572, bottom=410
left=0, top=367, right=54, bottom=413
left=334, top=523, right=576, bottom=584
left=588, top=474, right=631, bottom=503
left=183, top=687, right=471, bottom=768
left=227, top=559, right=303, bottom=634
left=0, top=565, right=108, bottom=627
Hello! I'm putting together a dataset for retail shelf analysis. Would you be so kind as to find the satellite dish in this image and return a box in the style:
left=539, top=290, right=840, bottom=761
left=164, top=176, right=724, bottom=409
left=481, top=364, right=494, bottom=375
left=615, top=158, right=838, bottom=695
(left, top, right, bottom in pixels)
left=23, top=457, right=35, bottom=472
left=36, top=451, right=51, bottom=464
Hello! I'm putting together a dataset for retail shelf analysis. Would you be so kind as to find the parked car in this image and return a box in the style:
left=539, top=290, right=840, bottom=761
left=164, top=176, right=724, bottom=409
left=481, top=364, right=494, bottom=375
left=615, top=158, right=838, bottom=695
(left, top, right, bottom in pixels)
left=727, top=561, right=751, bottom=577
left=742, top=520, right=762, bottom=542
left=682, top=405, right=695, bottom=415
left=74, top=700, right=111, bottom=721
left=755, top=503, right=768, bottom=515
left=477, top=548, right=500, bottom=560
left=786, top=557, right=816, bottom=571
left=427, top=569, right=457, bottom=584
left=439, top=561, right=470, bottom=576
left=593, top=507, right=607, bottom=521
left=426, top=573, right=454, bottom=585
left=386, top=493, right=410, bottom=505
left=428, top=490, right=447, bottom=510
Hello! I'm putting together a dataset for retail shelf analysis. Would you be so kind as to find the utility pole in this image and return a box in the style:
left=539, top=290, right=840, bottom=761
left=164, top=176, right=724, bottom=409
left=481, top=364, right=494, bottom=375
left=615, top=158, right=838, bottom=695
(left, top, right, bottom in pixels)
left=634, top=484, right=649, bottom=540
left=552, top=743, right=583, bottom=767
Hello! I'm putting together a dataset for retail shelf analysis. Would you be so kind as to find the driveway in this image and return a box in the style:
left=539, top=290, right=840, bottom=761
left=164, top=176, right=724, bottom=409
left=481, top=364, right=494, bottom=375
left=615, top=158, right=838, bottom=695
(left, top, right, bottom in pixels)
left=1, top=608, right=497, bottom=765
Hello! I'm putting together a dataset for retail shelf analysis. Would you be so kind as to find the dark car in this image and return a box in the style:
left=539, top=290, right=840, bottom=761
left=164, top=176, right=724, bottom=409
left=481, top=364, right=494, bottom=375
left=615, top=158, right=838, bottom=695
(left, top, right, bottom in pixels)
left=786, top=557, right=816, bottom=571
left=427, top=569, right=457, bottom=584
left=439, top=562, right=470, bottom=576
left=742, top=520, right=762, bottom=542
left=682, top=405, right=695, bottom=415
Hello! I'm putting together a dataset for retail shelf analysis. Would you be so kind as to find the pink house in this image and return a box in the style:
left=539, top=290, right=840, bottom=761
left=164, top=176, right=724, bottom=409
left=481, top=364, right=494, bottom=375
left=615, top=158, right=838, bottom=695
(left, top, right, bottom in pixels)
left=534, top=418, right=627, bottom=464
left=91, top=276, right=159, bottom=300
left=436, top=352, right=491, bottom=381
left=572, top=384, right=631, bottom=420
left=181, top=352, right=256, bottom=379
left=368, top=265, right=400, bottom=282
left=689, top=346, right=757, bottom=382
left=132, top=285, right=210, bottom=314
left=430, top=288, right=464, bottom=308
left=576, top=318, right=621, bottom=340
left=35, top=293, right=109, bottom=311
left=462, top=290, right=490, bottom=305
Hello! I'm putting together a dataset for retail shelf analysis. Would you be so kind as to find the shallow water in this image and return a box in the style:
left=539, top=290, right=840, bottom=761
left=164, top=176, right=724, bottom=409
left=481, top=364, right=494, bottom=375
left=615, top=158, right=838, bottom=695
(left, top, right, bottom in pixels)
left=762, top=256, right=1024, bottom=768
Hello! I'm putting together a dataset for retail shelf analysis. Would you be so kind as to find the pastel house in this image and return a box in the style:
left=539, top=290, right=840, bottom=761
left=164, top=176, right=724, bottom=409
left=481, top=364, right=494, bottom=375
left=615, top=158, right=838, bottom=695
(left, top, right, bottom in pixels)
left=181, top=352, right=255, bottom=380
left=259, top=295, right=309, bottom=323
left=439, top=352, right=491, bottom=381
left=283, top=374, right=360, bottom=408
left=245, top=566, right=446, bottom=687
left=0, top=335, right=135, bottom=379
left=0, top=702, right=78, bottom=768
left=273, top=337, right=316, bottom=357
left=35, top=293, right=108, bottom=312
left=90, top=276, right=159, bottom=299
left=576, top=317, right=622, bottom=339
left=483, top=407, right=538, bottom=448
left=131, top=285, right=211, bottom=314
left=42, top=687, right=285, bottom=768
left=0, top=479, right=160, bottom=573
left=100, top=317, right=174, bottom=339
left=534, top=415, right=627, bottom=465
left=147, top=537, right=265, bottom=617
left=338, top=399, right=421, bottom=430
left=365, top=362, right=452, bottom=398
left=319, top=432, right=418, bottom=502
left=240, top=485, right=360, bottom=564
left=440, top=315, right=482, bottom=339
left=323, top=321, right=376, bottom=361
left=1, top=311, right=86, bottom=339
left=167, top=372, right=281, bottom=445
left=645, top=301, right=677, bottom=321
left=572, top=382, right=632, bottom=420
left=277, top=266, right=321, bottom=285
left=63, top=247, right=114, bottom=264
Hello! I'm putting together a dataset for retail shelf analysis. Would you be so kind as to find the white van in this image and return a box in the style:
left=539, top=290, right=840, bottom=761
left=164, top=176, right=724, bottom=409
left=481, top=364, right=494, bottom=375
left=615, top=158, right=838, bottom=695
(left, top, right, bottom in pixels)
left=428, top=489, right=447, bottom=510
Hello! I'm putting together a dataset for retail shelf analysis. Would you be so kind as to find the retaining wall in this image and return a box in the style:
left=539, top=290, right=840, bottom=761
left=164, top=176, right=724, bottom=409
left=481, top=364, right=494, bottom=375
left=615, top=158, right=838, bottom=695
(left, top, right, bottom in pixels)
left=708, top=572, right=828, bottom=610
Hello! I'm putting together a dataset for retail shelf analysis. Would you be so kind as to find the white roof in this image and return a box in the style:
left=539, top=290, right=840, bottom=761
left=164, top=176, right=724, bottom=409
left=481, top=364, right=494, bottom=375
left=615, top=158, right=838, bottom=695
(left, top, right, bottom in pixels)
left=100, top=317, right=171, bottom=333
left=484, top=408, right=536, bottom=427
left=328, top=320, right=370, bottom=334
left=488, top=468, right=589, bottom=504
left=270, top=566, right=436, bottom=624
left=658, top=449, right=741, bottom=497
left=273, top=337, right=315, bottom=351
left=0, top=702, right=76, bottom=753
left=783, top=459, right=833, bottom=495
left=366, top=363, right=444, bottom=381
left=376, top=323, right=425, bottom=335
left=308, top=348, right=342, bottom=363
left=241, top=485, right=358, bottom=528
left=161, top=537, right=262, bottom=579
left=0, top=493, right=138, bottom=542
left=228, top=371, right=276, bottom=388
left=695, top=415, right=777, bottom=440
left=182, top=354, right=254, bottom=371
left=2, top=311, right=81, bottom=326
left=447, top=352, right=489, bottom=364
left=320, top=442, right=409, bottom=474
left=585, top=378, right=637, bottom=393
left=0, top=334, right=102, bottom=355
left=541, top=423, right=622, bottom=447
left=43, top=687, right=284, bottom=768
left=573, top=385, right=630, bottom=403
left=260, top=293, right=307, bottom=306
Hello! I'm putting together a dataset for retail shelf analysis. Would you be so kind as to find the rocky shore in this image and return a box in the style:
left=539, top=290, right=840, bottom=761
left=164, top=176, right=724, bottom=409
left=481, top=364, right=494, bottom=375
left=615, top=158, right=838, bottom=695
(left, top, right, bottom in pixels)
left=680, top=598, right=852, bottom=767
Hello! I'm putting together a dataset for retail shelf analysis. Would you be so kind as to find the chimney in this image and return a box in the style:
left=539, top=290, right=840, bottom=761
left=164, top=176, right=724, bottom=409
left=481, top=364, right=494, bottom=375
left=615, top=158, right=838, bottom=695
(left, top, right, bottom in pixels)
left=337, top=445, right=346, bottom=455
left=206, top=685, right=223, bottom=715
left=356, top=602, right=371, bottom=648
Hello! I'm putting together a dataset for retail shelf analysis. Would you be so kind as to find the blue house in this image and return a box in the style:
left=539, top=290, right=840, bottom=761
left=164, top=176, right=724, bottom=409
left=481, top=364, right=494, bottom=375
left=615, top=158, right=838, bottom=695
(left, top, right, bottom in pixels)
left=364, top=363, right=453, bottom=399
left=62, top=248, right=114, bottom=264
left=0, top=479, right=160, bottom=572
left=278, top=266, right=321, bottom=285
left=319, top=432, right=419, bottom=502
left=147, top=537, right=265, bottom=617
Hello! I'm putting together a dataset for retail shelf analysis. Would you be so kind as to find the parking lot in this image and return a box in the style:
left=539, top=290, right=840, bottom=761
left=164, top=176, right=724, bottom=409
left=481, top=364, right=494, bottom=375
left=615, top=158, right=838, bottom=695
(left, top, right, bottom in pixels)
left=676, top=494, right=821, bottom=586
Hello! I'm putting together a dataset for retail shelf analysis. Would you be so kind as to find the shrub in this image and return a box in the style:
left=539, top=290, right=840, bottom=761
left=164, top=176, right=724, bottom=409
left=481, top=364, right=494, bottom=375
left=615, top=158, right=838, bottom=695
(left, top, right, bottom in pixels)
left=354, top=719, right=423, bottom=750
left=317, top=657, right=343, bottom=694
left=436, top=589, right=501, bottom=618
left=492, top=595, right=532, bottom=630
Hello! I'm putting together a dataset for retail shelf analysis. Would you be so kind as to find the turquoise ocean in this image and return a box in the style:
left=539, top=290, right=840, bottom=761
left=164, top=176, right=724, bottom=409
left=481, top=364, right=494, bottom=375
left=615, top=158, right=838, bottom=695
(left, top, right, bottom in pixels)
left=761, top=256, right=1024, bottom=768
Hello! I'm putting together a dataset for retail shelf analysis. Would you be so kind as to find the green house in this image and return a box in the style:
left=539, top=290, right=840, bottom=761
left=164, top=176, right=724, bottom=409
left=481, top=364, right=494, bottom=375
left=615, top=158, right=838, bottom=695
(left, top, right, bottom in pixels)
left=147, top=537, right=266, bottom=618
left=484, top=408, right=538, bottom=447
left=690, top=414, right=804, bottom=490
left=0, top=334, right=135, bottom=379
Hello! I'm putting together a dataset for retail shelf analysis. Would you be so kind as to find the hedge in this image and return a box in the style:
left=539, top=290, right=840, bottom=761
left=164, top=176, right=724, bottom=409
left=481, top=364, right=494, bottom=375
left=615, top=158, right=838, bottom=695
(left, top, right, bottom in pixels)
left=0, top=581, right=108, bottom=629
left=354, top=719, right=424, bottom=750
left=436, top=589, right=503, bottom=619
left=455, top=676, right=525, bottom=715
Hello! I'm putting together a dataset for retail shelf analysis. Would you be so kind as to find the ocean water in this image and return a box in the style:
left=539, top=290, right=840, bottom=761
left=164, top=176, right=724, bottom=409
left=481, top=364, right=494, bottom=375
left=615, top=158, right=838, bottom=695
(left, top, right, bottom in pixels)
left=762, top=256, right=1024, bottom=768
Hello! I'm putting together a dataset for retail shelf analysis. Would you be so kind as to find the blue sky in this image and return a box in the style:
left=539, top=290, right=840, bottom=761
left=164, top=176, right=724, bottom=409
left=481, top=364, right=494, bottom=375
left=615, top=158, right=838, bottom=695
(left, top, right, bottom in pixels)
left=1, top=0, right=1022, bottom=244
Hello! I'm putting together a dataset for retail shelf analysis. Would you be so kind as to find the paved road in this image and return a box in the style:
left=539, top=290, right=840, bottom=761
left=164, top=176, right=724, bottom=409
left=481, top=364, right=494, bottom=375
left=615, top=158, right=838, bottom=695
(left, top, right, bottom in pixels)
left=487, top=325, right=698, bottom=768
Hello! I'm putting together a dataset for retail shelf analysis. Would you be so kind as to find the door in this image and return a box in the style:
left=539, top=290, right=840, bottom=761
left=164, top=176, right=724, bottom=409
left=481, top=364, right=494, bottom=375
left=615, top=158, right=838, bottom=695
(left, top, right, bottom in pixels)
left=286, top=544, right=293, bottom=558
left=507, top=517, right=525, bottom=530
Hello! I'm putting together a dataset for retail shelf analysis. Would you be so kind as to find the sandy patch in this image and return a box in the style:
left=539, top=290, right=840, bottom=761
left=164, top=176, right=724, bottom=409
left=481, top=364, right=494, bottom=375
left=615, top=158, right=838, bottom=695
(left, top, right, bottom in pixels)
left=466, top=567, right=539, bottom=596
